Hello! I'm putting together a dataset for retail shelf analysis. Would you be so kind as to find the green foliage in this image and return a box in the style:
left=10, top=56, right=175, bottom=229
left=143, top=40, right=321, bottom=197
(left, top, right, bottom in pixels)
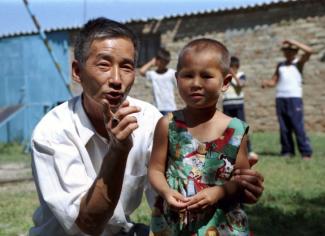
left=1, top=132, right=325, bottom=235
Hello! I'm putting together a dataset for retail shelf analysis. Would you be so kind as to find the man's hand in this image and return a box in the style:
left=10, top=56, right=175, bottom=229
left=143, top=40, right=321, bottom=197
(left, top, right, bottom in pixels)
left=102, top=100, right=140, bottom=152
left=186, top=186, right=224, bottom=212
left=233, top=169, right=264, bottom=204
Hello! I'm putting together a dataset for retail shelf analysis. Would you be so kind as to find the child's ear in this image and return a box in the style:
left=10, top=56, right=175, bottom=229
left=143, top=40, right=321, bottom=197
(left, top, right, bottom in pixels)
left=72, top=60, right=82, bottom=83
left=221, top=73, right=232, bottom=92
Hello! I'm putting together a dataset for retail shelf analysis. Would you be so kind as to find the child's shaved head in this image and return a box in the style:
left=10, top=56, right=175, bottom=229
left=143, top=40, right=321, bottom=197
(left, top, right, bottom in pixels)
left=177, top=38, right=230, bottom=76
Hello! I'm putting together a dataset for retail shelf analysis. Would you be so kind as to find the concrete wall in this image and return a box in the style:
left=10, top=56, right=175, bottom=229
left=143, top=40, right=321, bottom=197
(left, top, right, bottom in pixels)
left=128, top=0, right=325, bottom=132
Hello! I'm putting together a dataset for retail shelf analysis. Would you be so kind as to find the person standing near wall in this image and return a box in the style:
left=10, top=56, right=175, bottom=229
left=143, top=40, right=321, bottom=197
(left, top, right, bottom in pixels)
left=223, top=56, right=259, bottom=165
left=139, top=48, right=177, bottom=115
left=262, top=39, right=313, bottom=160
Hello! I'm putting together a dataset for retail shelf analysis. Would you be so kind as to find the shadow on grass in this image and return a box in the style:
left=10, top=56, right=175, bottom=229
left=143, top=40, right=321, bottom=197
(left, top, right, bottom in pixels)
left=246, top=193, right=325, bottom=236
left=258, top=151, right=280, bottom=157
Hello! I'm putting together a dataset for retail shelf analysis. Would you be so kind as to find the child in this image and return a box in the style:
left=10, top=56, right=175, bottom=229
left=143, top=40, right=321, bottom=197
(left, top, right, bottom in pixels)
left=140, top=48, right=177, bottom=115
left=262, top=39, right=313, bottom=159
left=148, top=38, right=251, bottom=235
left=223, top=56, right=259, bottom=165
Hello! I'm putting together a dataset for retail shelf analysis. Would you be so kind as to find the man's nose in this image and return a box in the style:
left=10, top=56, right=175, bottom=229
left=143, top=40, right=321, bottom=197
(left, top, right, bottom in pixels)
left=109, top=65, right=122, bottom=87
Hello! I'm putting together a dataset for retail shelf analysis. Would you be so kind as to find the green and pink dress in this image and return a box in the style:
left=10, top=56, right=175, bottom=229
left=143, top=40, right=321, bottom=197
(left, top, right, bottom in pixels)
left=151, top=111, right=250, bottom=236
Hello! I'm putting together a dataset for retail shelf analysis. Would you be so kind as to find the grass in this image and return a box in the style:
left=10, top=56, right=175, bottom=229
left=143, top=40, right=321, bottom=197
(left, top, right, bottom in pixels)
left=0, top=143, right=31, bottom=165
left=0, top=132, right=324, bottom=235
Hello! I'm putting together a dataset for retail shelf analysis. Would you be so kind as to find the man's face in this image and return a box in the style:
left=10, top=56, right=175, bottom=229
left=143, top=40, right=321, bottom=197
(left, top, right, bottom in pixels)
left=75, top=37, right=136, bottom=113
left=282, top=48, right=298, bottom=62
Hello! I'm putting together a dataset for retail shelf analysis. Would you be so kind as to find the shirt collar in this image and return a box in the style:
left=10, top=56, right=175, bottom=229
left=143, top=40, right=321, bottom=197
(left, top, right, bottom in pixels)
left=74, top=96, right=96, bottom=145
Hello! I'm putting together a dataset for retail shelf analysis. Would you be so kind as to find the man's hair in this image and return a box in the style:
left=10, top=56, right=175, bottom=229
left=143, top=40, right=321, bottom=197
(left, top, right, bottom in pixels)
left=230, top=56, right=240, bottom=68
left=74, top=17, right=139, bottom=64
left=156, top=47, right=171, bottom=62
left=177, top=38, right=230, bottom=76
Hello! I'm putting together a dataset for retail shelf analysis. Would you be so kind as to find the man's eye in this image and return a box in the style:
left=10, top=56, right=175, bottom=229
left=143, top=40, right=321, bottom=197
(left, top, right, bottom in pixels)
left=122, top=64, right=134, bottom=72
left=97, top=63, right=110, bottom=68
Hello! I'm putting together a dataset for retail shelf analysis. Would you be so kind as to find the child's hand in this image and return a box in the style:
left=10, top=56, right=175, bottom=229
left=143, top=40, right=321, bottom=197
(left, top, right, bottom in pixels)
left=150, top=57, right=157, bottom=66
left=163, top=189, right=189, bottom=212
left=186, top=186, right=225, bottom=212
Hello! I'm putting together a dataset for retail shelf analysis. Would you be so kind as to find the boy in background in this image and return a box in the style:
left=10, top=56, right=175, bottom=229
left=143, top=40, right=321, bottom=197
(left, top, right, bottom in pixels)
left=262, top=39, right=313, bottom=159
left=223, top=56, right=258, bottom=164
left=140, top=48, right=177, bottom=115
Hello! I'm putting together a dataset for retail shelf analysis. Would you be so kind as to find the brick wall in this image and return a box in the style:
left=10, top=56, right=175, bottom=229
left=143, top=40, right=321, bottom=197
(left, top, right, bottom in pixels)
left=128, top=0, right=325, bottom=132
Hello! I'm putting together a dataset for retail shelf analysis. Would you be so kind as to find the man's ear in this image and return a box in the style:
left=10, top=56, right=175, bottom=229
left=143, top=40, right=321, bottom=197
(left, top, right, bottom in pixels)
left=221, top=73, right=232, bottom=92
left=72, top=60, right=81, bottom=83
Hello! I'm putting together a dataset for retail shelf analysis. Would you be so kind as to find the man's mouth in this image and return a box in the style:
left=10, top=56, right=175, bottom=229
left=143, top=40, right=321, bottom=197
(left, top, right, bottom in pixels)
left=104, top=92, right=124, bottom=105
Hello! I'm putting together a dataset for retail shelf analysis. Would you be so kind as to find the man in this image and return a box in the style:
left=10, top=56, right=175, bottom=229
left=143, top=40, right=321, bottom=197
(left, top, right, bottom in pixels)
left=262, top=39, right=313, bottom=160
left=30, top=17, right=264, bottom=236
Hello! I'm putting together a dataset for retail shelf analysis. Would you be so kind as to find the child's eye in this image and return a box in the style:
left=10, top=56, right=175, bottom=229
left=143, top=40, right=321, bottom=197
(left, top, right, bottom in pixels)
left=201, top=73, right=214, bottom=79
left=179, top=72, right=194, bottom=78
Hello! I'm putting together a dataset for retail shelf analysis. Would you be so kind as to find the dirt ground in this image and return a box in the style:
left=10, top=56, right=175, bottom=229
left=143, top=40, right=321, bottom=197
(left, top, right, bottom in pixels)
left=0, top=163, right=32, bottom=184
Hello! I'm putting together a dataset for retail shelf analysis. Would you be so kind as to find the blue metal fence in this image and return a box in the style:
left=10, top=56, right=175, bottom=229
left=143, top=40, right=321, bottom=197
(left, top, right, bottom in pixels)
left=0, top=31, right=71, bottom=144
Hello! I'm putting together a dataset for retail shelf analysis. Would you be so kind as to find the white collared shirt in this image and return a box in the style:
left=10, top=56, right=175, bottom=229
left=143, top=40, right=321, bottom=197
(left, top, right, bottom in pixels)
left=29, top=96, right=162, bottom=236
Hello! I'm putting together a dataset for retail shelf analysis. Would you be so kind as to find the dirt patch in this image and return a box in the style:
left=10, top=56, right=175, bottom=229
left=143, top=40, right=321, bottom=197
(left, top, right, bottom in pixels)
left=0, top=163, right=32, bottom=184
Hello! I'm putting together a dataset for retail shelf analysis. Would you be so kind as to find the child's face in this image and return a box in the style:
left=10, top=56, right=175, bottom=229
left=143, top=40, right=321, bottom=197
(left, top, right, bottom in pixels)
left=155, top=57, right=169, bottom=70
left=176, top=50, right=231, bottom=109
left=282, top=49, right=298, bottom=61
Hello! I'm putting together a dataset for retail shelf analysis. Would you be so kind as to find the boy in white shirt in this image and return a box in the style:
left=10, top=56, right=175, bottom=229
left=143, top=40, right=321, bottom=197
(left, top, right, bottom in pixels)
left=262, top=39, right=313, bottom=160
left=140, top=48, right=177, bottom=115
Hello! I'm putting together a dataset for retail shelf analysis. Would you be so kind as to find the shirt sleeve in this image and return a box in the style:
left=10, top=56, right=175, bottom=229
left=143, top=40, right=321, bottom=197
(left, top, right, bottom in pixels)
left=145, top=70, right=152, bottom=81
left=32, top=132, right=94, bottom=234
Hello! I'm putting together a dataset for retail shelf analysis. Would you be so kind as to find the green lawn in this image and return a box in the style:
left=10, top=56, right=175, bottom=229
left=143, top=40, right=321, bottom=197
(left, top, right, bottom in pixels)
left=0, top=133, right=325, bottom=235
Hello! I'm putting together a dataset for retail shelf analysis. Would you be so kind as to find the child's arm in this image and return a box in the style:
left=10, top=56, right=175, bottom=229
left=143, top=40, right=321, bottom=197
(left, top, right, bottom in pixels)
left=230, top=69, right=246, bottom=88
left=284, top=39, right=313, bottom=64
left=285, top=39, right=313, bottom=72
left=187, top=135, right=250, bottom=211
left=231, top=70, right=246, bottom=95
left=139, top=58, right=156, bottom=76
left=148, top=116, right=189, bottom=211
left=261, top=66, right=279, bottom=88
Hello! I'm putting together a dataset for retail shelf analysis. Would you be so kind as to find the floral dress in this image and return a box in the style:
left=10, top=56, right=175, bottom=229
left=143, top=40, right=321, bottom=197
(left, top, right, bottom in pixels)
left=150, top=111, right=250, bottom=236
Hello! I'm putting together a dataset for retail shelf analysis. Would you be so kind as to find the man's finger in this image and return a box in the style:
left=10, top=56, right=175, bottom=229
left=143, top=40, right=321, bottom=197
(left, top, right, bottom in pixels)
left=115, top=123, right=139, bottom=140
left=102, top=101, right=111, bottom=125
left=113, top=105, right=141, bottom=122
left=234, top=169, right=264, bottom=182
left=241, top=180, right=263, bottom=198
left=244, top=189, right=258, bottom=204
